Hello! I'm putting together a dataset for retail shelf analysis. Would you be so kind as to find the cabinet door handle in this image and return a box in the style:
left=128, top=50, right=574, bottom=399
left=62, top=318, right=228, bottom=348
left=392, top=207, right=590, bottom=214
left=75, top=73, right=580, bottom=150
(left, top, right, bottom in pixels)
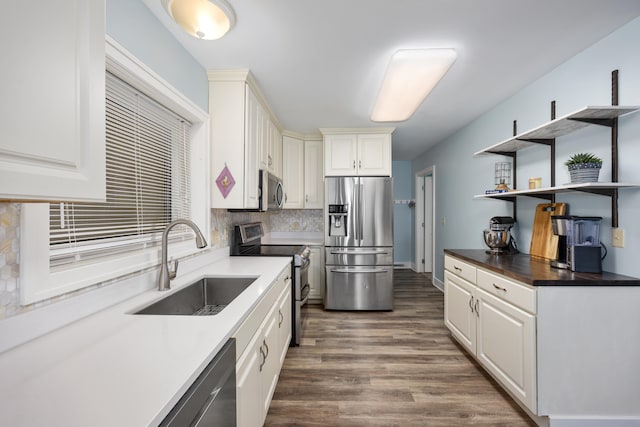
left=306, top=194, right=309, bottom=203
left=278, top=309, right=284, bottom=327
left=359, top=160, right=362, bottom=169
left=353, top=160, right=356, bottom=169
left=492, top=283, right=507, bottom=292
left=453, top=265, right=462, bottom=272
left=474, top=299, right=479, bottom=317
left=259, top=346, right=266, bottom=372
left=468, top=296, right=474, bottom=313
left=263, top=339, right=269, bottom=359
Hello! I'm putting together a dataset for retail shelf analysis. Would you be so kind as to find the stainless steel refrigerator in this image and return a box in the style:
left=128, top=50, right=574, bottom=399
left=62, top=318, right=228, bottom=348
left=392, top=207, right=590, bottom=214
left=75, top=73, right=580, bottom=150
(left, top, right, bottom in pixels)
left=324, top=176, right=394, bottom=310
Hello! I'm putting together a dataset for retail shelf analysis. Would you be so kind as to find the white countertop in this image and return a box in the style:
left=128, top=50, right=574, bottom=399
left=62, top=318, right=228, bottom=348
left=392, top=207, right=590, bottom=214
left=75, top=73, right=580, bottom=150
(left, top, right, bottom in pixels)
left=261, top=231, right=324, bottom=246
left=0, top=256, right=291, bottom=427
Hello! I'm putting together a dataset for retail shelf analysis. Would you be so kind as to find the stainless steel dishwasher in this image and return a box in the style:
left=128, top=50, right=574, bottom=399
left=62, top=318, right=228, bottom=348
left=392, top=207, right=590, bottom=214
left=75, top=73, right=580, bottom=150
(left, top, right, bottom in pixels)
left=160, top=338, right=236, bottom=426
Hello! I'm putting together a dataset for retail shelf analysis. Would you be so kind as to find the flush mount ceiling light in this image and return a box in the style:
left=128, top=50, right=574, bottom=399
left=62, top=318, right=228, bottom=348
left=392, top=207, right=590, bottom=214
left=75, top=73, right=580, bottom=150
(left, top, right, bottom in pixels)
left=161, top=0, right=236, bottom=40
left=371, top=48, right=457, bottom=122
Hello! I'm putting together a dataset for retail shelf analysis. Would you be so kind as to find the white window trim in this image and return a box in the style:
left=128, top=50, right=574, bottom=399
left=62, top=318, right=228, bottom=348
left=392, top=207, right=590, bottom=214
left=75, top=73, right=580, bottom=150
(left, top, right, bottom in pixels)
left=20, top=36, right=211, bottom=305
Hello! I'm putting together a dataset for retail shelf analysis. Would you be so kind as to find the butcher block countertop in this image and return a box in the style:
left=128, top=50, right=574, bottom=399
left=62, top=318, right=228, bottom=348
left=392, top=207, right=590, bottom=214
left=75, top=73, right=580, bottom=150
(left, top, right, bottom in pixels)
left=445, top=249, right=640, bottom=286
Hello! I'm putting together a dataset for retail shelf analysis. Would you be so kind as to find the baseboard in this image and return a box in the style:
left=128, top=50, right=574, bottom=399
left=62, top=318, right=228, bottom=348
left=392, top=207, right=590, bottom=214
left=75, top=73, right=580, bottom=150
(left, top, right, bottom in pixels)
left=548, top=417, right=640, bottom=427
left=393, top=262, right=413, bottom=269
left=433, top=277, right=444, bottom=292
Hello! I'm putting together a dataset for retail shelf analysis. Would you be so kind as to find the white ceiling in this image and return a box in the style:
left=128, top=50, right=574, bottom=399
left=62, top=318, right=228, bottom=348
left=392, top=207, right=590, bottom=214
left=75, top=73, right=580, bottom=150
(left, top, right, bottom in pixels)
left=142, top=0, right=640, bottom=160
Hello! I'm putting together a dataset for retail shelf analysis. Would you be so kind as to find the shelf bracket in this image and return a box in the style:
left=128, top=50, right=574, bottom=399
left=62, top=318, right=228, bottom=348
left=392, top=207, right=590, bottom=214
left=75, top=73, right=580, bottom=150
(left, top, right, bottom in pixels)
left=517, top=138, right=554, bottom=145
left=611, top=69, right=619, bottom=227
left=567, top=117, right=616, bottom=128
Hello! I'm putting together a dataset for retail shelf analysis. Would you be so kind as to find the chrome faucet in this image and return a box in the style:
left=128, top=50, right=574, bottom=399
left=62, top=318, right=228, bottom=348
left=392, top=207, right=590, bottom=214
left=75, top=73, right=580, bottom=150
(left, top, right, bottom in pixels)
left=158, top=219, right=208, bottom=291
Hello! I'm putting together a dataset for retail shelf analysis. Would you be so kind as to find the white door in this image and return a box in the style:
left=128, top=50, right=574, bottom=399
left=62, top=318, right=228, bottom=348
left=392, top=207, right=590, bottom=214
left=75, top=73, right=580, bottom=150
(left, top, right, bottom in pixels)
left=357, top=134, right=391, bottom=176
left=236, top=329, right=264, bottom=427
left=324, top=134, right=357, bottom=176
left=304, top=139, right=324, bottom=208
left=475, top=288, right=537, bottom=413
left=444, top=271, right=476, bottom=353
left=282, top=136, right=304, bottom=208
left=277, top=284, right=292, bottom=365
left=423, top=175, right=433, bottom=273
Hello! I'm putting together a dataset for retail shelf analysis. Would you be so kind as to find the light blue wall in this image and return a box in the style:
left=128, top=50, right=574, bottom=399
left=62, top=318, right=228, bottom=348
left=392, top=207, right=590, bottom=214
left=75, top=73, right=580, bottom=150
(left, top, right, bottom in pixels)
left=413, top=16, right=640, bottom=284
left=106, top=0, right=208, bottom=110
left=393, top=161, right=414, bottom=264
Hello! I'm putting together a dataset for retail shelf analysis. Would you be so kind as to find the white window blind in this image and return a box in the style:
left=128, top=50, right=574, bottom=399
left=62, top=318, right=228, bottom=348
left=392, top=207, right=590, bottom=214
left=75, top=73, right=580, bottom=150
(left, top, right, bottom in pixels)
left=49, top=72, right=193, bottom=267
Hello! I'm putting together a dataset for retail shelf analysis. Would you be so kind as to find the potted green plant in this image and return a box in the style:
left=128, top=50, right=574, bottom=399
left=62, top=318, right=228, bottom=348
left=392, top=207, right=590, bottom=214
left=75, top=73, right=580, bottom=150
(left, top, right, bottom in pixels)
left=564, top=152, right=602, bottom=183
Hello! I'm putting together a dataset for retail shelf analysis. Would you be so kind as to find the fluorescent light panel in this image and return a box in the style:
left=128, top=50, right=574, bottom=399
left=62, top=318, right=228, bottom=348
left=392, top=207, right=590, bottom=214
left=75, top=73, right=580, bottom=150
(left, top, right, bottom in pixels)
left=371, top=48, right=457, bottom=122
left=162, top=0, right=236, bottom=40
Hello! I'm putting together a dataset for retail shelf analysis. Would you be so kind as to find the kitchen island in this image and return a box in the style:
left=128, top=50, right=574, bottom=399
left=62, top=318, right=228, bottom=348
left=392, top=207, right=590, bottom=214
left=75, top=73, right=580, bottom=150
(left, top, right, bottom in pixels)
left=0, top=255, right=291, bottom=427
left=444, top=249, right=640, bottom=427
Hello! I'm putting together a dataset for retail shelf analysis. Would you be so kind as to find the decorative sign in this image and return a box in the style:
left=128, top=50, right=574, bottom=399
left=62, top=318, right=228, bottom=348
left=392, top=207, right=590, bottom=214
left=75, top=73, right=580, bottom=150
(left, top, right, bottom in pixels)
left=215, top=165, right=235, bottom=198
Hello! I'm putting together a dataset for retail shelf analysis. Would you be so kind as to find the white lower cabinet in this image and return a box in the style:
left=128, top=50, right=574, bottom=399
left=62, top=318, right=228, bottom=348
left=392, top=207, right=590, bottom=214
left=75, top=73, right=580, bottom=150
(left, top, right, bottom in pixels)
left=475, top=288, right=536, bottom=413
left=444, top=256, right=537, bottom=414
left=234, top=267, right=291, bottom=427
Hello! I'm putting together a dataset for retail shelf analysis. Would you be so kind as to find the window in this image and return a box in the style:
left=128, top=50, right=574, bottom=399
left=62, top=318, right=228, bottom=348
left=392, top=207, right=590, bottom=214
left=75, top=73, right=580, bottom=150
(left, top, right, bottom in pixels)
left=20, top=37, right=210, bottom=305
left=49, top=73, right=193, bottom=267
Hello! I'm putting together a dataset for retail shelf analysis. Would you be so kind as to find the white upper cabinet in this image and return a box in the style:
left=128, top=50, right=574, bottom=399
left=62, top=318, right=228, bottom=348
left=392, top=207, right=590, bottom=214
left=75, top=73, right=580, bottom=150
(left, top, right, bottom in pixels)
left=282, top=135, right=304, bottom=209
left=304, top=138, right=324, bottom=208
left=0, top=1, right=106, bottom=202
left=321, top=128, right=394, bottom=176
left=209, top=70, right=282, bottom=209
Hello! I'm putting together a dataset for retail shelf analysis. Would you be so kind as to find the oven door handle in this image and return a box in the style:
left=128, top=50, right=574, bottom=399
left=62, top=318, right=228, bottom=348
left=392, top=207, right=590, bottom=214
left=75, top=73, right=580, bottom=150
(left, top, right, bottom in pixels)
left=300, top=283, right=311, bottom=306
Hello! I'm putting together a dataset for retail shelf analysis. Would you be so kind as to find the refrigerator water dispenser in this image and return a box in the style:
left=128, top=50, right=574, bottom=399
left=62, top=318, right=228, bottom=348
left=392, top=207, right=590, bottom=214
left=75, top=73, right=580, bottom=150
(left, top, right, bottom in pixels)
left=328, top=204, right=348, bottom=237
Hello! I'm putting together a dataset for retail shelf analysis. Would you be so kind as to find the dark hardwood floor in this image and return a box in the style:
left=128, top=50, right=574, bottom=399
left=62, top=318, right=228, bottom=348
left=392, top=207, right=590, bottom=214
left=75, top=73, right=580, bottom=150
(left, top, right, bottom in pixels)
left=265, top=269, right=536, bottom=426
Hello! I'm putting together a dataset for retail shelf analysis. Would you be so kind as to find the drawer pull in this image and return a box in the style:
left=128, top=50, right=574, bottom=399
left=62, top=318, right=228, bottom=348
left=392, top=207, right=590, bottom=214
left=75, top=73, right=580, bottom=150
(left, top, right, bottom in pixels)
left=492, top=283, right=507, bottom=292
left=453, top=265, right=462, bottom=272
left=259, top=346, right=266, bottom=372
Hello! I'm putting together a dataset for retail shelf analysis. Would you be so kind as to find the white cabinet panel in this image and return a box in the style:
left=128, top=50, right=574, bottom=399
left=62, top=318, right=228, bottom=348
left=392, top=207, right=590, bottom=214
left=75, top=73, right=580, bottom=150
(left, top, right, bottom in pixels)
left=277, top=280, right=292, bottom=365
left=0, top=1, right=105, bottom=201
left=476, top=288, right=537, bottom=413
left=304, top=139, right=324, bottom=208
left=324, top=134, right=358, bottom=176
left=444, top=271, right=476, bottom=353
left=308, top=246, right=324, bottom=302
left=236, top=331, right=264, bottom=427
left=282, top=135, right=304, bottom=208
left=357, top=134, right=391, bottom=176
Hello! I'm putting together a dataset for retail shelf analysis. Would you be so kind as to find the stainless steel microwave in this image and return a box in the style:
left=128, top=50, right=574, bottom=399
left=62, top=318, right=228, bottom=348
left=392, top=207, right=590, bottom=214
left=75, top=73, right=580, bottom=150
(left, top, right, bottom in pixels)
left=260, top=169, right=284, bottom=211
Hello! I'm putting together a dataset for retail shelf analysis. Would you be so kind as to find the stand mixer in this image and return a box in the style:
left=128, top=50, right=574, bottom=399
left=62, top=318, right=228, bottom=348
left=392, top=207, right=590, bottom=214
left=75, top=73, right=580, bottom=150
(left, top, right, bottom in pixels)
left=483, top=216, right=518, bottom=255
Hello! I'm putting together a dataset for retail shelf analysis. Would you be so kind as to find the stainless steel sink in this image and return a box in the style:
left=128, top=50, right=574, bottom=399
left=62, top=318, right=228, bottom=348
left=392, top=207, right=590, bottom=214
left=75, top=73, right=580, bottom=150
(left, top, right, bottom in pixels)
left=134, top=276, right=257, bottom=316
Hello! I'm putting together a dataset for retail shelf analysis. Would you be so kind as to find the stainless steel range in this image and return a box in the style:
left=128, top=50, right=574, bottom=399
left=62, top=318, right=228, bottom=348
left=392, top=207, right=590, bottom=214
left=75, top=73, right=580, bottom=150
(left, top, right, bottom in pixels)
left=231, top=222, right=310, bottom=346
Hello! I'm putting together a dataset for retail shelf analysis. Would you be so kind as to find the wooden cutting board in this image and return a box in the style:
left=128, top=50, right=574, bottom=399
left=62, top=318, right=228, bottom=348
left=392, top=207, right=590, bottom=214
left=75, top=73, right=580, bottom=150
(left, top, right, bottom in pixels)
left=529, top=202, right=567, bottom=260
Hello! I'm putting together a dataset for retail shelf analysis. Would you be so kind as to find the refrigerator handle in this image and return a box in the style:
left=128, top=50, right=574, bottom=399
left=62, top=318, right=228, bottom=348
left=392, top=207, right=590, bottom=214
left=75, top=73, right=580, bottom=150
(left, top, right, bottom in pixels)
left=359, top=182, right=364, bottom=245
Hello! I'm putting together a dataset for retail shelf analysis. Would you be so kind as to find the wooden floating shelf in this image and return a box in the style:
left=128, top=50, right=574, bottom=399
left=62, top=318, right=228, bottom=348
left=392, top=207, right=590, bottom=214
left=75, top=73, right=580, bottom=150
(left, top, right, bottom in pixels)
left=474, top=106, right=639, bottom=156
left=475, top=182, right=640, bottom=200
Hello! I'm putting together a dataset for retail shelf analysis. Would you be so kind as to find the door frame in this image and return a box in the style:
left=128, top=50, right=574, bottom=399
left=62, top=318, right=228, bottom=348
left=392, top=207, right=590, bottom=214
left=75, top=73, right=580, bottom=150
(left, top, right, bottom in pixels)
left=414, top=165, right=436, bottom=286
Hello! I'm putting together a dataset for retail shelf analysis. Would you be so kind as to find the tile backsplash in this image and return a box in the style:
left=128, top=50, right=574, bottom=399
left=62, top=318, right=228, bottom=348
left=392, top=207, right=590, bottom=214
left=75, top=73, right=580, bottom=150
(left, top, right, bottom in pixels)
left=0, top=203, right=20, bottom=319
left=0, top=205, right=322, bottom=320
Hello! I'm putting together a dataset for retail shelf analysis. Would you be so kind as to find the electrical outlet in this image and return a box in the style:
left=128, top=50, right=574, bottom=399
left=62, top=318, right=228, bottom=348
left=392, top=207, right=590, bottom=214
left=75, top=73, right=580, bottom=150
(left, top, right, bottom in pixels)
left=612, top=228, right=624, bottom=248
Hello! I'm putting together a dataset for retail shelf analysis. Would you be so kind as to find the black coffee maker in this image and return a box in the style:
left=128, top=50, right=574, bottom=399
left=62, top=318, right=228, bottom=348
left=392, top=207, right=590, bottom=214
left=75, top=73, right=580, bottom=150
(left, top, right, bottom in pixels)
left=551, top=216, right=603, bottom=273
